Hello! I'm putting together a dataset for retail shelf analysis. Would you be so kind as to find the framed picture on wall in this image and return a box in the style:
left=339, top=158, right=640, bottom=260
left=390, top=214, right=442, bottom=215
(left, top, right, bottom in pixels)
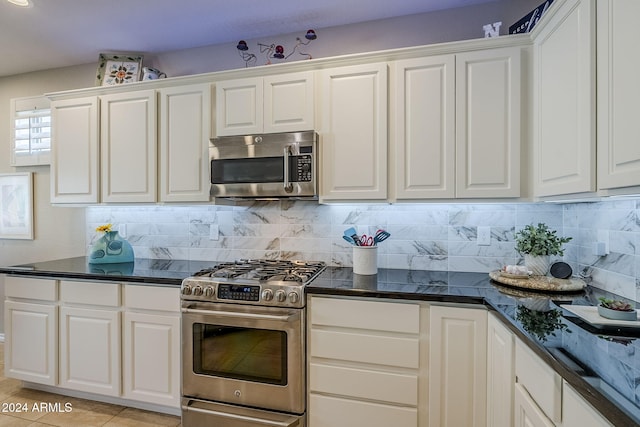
left=95, top=53, right=144, bottom=86
left=0, top=172, right=34, bottom=240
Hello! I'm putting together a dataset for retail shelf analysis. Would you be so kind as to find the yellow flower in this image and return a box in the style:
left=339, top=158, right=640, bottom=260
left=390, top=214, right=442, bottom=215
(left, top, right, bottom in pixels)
left=96, top=223, right=113, bottom=233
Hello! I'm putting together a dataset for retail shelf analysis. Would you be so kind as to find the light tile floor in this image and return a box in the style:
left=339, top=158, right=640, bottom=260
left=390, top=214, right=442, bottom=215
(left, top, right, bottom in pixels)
left=0, top=344, right=181, bottom=427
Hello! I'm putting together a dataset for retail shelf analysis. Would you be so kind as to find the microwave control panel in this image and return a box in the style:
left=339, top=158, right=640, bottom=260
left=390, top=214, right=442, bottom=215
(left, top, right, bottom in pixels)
left=293, top=155, right=313, bottom=182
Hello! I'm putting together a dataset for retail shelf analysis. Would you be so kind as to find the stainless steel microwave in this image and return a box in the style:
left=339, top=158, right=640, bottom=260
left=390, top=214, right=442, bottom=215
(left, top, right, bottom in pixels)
left=209, top=131, right=318, bottom=200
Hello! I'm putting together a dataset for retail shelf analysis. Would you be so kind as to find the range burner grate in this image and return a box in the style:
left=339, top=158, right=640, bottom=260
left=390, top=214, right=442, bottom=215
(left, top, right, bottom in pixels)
left=193, top=259, right=326, bottom=284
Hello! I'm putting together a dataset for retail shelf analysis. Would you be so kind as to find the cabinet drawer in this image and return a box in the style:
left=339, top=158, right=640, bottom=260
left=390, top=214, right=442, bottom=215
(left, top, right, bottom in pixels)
left=5, top=276, right=57, bottom=301
left=309, top=394, right=417, bottom=427
left=515, top=340, right=561, bottom=423
left=310, top=329, right=419, bottom=368
left=309, top=363, right=417, bottom=405
left=310, top=297, right=420, bottom=333
left=60, top=280, right=120, bottom=307
left=123, top=285, right=179, bottom=312
left=514, top=383, right=555, bottom=427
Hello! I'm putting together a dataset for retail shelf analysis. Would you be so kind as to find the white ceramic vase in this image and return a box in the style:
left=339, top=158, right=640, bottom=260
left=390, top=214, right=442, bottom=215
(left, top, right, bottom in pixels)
left=524, top=254, right=550, bottom=276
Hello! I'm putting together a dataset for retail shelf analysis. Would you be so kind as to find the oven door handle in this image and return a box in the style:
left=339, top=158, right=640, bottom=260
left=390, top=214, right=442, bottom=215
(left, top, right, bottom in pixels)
left=181, top=307, right=297, bottom=322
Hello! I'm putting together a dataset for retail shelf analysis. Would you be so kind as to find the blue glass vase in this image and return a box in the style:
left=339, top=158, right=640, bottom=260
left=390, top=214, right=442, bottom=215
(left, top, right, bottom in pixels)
left=89, top=231, right=134, bottom=264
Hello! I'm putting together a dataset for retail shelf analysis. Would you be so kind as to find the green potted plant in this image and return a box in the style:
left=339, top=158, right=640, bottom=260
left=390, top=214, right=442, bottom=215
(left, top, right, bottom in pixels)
left=515, top=223, right=572, bottom=276
left=597, top=297, right=637, bottom=321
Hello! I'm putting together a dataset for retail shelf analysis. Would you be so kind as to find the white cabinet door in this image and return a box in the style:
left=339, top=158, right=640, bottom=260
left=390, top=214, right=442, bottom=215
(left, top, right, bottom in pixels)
left=597, top=0, right=640, bottom=190
left=159, top=83, right=212, bottom=202
left=429, top=305, right=487, bottom=427
left=59, top=306, right=121, bottom=396
left=319, top=63, right=388, bottom=201
left=534, top=0, right=596, bottom=197
left=562, top=381, right=613, bottom=427
left=216, top=73, right=314, bottom=136
left=122, top=311, right=180, bottom=407
left=456, top=47, right=521, bottom=198
left=486, top=313, right=514, bottom=427
left=4, top=301, right=57, bottom=385
left=215, top=77, right=263, bottom=136
left=514, top=383, right=555, bottom=427
left=50, top=96, right=100, bottom=203
left=101, top=90, right=157, bottom=203
left=264, top=71, right=314, bottom=133
left=392, top=55, right=455, bottom=200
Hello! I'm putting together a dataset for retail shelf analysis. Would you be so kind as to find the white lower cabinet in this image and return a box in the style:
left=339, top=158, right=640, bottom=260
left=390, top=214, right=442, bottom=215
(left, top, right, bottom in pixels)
left=4, top=277, right=58, bottom=386
left=486, top=312, right=514, bottom=427
left=3, top=276, right=180, bottom=412
left=308, top=297, right=492, bottom=427
left=122, top=285, right=180, bottom=407
left=515, top=339, right=562, bottom=425
left=429, top=304, right=488, bottom=427
left=514, top=383, right=555, bottom=427
left=308, top=296, right=425, bottom=427
left=562, top=380, right=613, bottom=427
left=59, top=281, right=121, bottom=396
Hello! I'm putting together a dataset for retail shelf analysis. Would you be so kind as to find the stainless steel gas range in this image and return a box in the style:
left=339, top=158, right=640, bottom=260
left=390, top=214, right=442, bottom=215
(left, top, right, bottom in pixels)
left=180, top=259, right=325, bottom=427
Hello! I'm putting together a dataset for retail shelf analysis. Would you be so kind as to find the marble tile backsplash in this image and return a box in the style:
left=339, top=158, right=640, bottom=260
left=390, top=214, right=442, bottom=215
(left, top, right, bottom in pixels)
left=85, top=198, right=640, bottom=302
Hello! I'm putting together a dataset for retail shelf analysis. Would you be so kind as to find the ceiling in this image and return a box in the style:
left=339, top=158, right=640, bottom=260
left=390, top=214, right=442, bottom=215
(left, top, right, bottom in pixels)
left=0, top=0, right=495, bottom=78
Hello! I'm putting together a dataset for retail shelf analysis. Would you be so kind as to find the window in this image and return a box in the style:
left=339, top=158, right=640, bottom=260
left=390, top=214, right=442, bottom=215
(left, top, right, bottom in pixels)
left=10, top=96, right=51, bottom=166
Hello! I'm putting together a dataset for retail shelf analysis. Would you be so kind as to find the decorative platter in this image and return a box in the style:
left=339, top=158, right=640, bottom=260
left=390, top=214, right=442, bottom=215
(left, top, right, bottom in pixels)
left=560, top=304, right=640, bottom=327
left=489, top=270, right=586, bottom=293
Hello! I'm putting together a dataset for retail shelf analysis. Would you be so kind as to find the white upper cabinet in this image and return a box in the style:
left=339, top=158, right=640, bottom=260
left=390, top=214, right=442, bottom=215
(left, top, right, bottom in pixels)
left=319, top=62, right=388, bottom=201
left=597, top=0, right=640, bottom=190
left=392, top=47, right=521, bottom=201
left=50, top=96, right=100, bottom=204
left=263, top=72, right=315, bottom=133
left=100, top=90, right=157, bottom=203
left=456, top=47, right=521, bottom=198
left=158, top=83, right=212, bottom=202
left=215, top=71, right=314, bottom=136
left=392, top=55, right=456, bottom=199
left=533, top=0, right=596, bottom=197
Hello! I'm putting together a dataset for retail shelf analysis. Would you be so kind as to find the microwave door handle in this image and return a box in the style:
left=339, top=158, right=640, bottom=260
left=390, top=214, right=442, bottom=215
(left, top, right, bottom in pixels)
left=283, top=146, right=293, bottom=193
left=182, top=307, right=296, bottom=322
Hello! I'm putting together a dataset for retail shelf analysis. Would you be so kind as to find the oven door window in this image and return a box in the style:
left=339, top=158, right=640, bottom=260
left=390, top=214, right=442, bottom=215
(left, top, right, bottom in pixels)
left=211, top=157, right=283, bottom=184
left=193, top=323, right=287, bottom=386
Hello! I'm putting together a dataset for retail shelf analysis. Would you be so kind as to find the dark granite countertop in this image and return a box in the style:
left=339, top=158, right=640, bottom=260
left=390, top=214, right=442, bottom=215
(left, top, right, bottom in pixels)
left=308, top=267, right=640, bottom=427
left=1, top=259, right=639, bottom=425
left=0, top=257, right=211, bottom=286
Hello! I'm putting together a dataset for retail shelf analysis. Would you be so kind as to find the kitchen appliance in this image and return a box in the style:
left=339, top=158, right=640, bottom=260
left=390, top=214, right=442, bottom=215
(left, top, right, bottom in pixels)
left=209, top=131, right=318, bottom=200
left=181, top=259, right=326, bottom=427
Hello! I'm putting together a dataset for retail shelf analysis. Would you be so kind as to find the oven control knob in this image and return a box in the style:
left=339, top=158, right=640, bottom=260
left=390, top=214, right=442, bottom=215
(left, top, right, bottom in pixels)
left=288, top=292, right=300, bottom=304
left=275, top=290, right=286, bottom=302
left=181, top=285, right=192, bottom=295
left=262, top=289, right=274, bottom=301
left=204, top=286, right=214, bottom=297
left=193, top=285, right=203, bottom=296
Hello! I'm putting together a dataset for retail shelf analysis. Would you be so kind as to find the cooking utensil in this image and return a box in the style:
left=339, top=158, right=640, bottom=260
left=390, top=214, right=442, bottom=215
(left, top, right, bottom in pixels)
left=359, top=234, right=374, bottom=246
left=343, top=227, right=358, bottom=238
left=374, top=229, right=390, bottom=243
left=343, top=227, right=362, bottom=246
left=343, top=235, right=356, bottom=245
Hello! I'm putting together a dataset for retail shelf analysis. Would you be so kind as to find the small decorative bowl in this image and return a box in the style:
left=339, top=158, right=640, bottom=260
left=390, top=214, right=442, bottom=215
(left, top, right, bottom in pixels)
left=597, top=305, right=638, bottom=321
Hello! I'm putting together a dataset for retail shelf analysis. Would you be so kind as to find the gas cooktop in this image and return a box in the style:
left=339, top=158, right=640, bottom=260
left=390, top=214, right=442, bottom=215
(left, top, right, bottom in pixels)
left=181, top=259, right=326, bottom=308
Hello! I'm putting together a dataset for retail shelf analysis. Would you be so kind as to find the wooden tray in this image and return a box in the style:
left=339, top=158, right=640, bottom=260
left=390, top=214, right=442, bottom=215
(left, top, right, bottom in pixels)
left=489, top=270, right=586, bottom=293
